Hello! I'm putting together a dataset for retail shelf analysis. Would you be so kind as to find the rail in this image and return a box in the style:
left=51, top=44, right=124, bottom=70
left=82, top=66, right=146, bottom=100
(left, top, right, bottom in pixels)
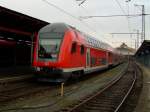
left=61, top=62, right=137, bottom=112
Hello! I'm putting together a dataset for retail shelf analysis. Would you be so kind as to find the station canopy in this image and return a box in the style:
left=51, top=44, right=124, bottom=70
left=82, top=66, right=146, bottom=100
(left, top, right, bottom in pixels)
left=135, top=40, right=150, bottom=56
left=0, top=5, right=49, bottom=40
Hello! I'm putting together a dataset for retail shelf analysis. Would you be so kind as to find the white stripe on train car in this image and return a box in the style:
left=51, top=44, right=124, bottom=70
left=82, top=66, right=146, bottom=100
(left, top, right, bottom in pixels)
left=62, top=65, right=108, bottom=73
left=62, top=67, right=84, bottom=72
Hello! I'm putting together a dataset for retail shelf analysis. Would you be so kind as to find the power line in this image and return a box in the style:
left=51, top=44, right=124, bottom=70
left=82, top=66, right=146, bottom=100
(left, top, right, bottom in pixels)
left=74, top=0, right=113, bottom=43
left=76, top=0, right=87, bottom=6
left=79, top=14, right=147, bottom=19
left=41, top=0, right=79, bottom=20
left=114, top=0, right=131, bottom=36
left=126, top=1, right=131, bottom=38
left=135, top=4, right=146, bottom=43
left=75, top=0, right=131, bottom=44
left=41, top=0, right=97, bottom=33
left=74, top=1, right=103, bottom=33
left=110, top=33, right=141, bottom=34
left=115, top=0, right=127, bottom=15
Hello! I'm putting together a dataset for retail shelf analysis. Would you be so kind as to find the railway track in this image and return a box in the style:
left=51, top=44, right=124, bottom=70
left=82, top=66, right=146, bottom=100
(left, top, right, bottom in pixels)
left=0, top=75, right=52, bottom=103
left=0, top=83, right=52, bottom=103
left=0, top=74, right=33, bottom=84
left=0, top=63, right=129, bottom=112
left=59, top=61, right=138, bottom=112
left=0, top=74, right=33, bottom=94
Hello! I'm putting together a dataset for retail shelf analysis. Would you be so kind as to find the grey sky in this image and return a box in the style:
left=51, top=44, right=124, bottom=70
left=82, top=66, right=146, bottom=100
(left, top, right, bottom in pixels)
left=0, top=0, right=149, bottom=48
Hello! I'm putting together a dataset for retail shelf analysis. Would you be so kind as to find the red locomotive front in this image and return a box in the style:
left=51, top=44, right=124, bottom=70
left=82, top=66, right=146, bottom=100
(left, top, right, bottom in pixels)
left=33, top=23, right=86, bottom=82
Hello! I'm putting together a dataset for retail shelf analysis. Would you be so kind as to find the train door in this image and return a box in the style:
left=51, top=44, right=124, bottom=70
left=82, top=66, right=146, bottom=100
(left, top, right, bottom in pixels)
left=86, top=48, right=90, bottom=68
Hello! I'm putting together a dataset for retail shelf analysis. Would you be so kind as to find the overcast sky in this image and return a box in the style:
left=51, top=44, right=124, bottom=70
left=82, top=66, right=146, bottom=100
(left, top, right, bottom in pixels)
left=0, top=0, right=150, bottom=48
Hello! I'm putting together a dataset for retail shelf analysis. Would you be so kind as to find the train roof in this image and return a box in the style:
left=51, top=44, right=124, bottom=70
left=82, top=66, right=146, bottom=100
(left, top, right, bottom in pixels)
left=40, top=23, right=116, bottom=53
left=83, top=35, right=115, bottom=52
left=40, top=23, right=70, bottom=33
left=66, top=23, right=115, bottom=52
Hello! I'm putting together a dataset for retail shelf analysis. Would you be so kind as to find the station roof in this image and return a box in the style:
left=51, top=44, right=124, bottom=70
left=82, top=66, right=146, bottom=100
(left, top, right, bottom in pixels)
left=135, top=40, right=150, bottom=56
left=0, top=6, right=49, bottom=37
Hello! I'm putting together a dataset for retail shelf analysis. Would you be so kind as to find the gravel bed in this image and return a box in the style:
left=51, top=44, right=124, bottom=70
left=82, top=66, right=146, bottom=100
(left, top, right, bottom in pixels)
left=0, top=63, right=127, bottom=112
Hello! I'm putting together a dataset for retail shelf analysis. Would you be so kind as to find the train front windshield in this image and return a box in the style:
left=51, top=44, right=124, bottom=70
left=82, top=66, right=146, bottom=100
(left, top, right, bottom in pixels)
left=38, top=32, right=63, bottom=61
left=37, top=23, right=69, bottom=62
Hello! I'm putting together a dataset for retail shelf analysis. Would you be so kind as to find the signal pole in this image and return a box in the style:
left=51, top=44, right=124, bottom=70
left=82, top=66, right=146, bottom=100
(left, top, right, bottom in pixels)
left=142, top=5, right=145, bottom=43
left=136, top=30, right=140, bottom=49
left=135, top=4, right=145, bottom=44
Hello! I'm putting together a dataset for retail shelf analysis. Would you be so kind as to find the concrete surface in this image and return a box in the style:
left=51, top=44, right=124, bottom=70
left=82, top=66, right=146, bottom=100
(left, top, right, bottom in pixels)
left=134, top=64, right=150, bottom=112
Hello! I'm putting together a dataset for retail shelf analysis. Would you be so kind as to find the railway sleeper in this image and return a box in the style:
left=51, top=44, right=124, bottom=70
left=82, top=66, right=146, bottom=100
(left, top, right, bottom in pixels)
left=85, top=102, right=117, bottom=108
left=94, top=96, right=121, bottom=101
left=90, top=99, right=121, bottom=105
left=80, top=105, right=115, bottom=112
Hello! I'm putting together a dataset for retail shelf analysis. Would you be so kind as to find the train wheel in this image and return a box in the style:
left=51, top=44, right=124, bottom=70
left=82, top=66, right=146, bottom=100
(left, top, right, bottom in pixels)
left=71, top=71, right=83, bottom=81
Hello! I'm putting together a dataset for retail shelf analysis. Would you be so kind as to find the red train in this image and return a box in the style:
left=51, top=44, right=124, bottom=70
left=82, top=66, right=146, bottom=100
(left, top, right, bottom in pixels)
left=33, top=23, right=122, bottom=82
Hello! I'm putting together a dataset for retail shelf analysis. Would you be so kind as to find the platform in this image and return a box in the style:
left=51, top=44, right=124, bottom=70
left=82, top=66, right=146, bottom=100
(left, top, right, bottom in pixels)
left=134, top=64, right=150, bottom=112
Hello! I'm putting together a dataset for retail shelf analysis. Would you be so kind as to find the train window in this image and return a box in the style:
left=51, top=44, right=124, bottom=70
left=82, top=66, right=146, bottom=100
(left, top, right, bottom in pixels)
left=101, top=58, right=107, bottom=65
left=71, top=42, right=77, bottom=53
left=80, top=45, right=84, bottom=55
left=91, top=57, right=96, bottom=66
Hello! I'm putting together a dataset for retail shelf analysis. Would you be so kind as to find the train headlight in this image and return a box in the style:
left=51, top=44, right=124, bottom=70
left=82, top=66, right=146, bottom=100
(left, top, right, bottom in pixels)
left=36, top=67, right=40, bottom=71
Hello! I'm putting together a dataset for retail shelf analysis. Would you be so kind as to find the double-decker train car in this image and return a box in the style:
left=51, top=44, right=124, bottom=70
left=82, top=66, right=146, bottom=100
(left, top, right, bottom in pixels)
left=33, top=23, right=122, bottom=82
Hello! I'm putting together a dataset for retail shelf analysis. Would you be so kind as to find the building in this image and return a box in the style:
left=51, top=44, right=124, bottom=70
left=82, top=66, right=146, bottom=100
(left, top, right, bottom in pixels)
left=116, top=43, right=136, bottom=55
left=135, top=40, right=150, bottom=67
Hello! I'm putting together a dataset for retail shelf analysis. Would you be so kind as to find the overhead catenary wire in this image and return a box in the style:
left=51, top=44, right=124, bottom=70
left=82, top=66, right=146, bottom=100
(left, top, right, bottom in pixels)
left=41, top=0, right=99, bottom=35
left=114, top=0, right=131, bottom=34
left=75, top=0, right=115, bottom=44
left=76, top=0, right=87, bottom=6
left=126, top=1, right=132, bottom=37
left=115, top=0, right=128, bottom=15
left=75, top=0, right=132, bottom=45
left=41, top=0, right=149, bottom=47
left=79, top=14, right=145, bottom=19
left=74, top=0, right=104, bottom=36
left=41, top=0, right=79, bottom=20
